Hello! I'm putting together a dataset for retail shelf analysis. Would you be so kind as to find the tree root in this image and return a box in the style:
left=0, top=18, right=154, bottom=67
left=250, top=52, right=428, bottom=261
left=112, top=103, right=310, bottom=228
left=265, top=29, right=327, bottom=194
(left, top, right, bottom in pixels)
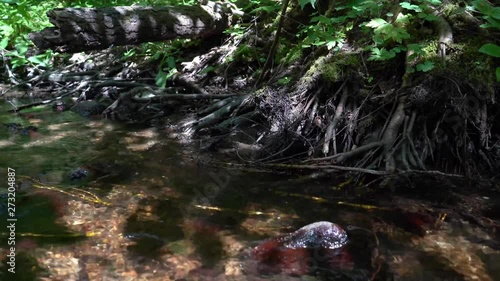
left=198, top=97, right=235, bottom=116
left=214, top=110, right=260, bottom=131
left=429, top=6, right=453, bottom=63
left=190, top=94, right=250, bottom=131
left=323, top=82, right=348, bottom=155
left=245, top=163, right=467, bottom=178
left=307, top=142, right=384, bottom=163
left=381, top=95, right=407, bottom=171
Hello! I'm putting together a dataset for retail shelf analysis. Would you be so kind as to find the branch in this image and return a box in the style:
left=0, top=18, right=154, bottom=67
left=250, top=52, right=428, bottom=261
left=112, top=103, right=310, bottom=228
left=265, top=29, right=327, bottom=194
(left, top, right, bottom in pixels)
left=255, top=0, right=290, bottom=86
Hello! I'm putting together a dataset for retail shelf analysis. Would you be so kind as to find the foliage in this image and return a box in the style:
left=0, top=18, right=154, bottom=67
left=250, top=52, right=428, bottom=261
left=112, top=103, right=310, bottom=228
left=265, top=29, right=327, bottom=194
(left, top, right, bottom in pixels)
left=294, top=0, right=444, bottom=74
left=365, top=17, right=411, bottom=44
left=0, top=0, right=52, bottom=49
left=301, top=15, right=346, bottom=51
left=146, top=39, right=199, bottom=88
left=472, top=0, right=500, bottom=29
left=248, top=0, right=281, bottom=14
left=277, top=76, right=291, bottom=85
left=0, top=0, right=203, bottom=73
left=299, top=0, right=316, bottom=10
left=362, top=0, right=441, bottom=73
left=472, top=0, right=500, bottom=81
left=479, top=43, right=500, bottom=58
left=1, top=0, right=498, bottom=83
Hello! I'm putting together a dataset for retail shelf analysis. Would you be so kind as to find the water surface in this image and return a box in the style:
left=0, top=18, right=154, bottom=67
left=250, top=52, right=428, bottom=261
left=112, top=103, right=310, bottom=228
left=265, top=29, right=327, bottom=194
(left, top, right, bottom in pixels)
left=0, top=100, right=499, bottom=281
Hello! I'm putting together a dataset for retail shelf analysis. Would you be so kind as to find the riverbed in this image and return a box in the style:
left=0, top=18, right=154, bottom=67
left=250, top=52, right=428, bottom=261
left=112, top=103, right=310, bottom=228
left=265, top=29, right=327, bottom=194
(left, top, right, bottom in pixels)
left=0, top=100, right=499, bottom=281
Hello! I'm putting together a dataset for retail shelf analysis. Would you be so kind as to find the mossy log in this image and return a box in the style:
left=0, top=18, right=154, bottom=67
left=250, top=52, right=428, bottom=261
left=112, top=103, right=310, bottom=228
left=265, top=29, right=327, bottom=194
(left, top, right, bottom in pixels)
left=29, top=2, right=231, bottom=53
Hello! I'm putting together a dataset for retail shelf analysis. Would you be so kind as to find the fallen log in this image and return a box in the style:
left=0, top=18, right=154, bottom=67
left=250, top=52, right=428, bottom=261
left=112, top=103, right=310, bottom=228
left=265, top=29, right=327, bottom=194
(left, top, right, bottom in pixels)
left=29, top=2, right=231, bottom=53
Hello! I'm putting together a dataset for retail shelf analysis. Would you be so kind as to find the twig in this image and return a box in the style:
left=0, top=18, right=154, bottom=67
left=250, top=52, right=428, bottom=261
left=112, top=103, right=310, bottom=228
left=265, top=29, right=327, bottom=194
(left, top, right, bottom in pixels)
left=8, top=82, right=89, bottom=113
left=398, top=169, right=464, bottom=178
left=261, top=163, right=389, bottom=175
left=306, top=141, right=384, bottom=163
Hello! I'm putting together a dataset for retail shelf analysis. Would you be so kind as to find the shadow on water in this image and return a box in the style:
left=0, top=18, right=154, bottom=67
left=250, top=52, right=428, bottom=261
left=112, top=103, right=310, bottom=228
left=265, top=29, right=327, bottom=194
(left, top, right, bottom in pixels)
left=0, top=252, right=48, bottom=281
left=124, top=198, right=184, bottom=258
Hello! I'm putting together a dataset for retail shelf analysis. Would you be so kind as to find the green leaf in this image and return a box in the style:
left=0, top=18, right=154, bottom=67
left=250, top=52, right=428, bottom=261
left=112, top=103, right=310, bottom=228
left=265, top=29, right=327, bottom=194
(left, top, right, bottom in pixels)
left=491, top=7, right=500, bottom=20
left=496, top=67, right=500, bottom=82
left=299, top=0, right=316, bottom=10
left=326, top=40, right=337, bottom=50
left=27, top=56, right=46, bottom=66
left=418, top=12, right=439, bottom=21
left=0, top=38, right=9, bottom=49
left=199, top=66, right=215, bottom=75
left=479, top=43, right=500, bottom=58
left=166, top=56, right=176, bottom=68
left=472, top=0, right=492, bottom=15
left=368, top=47, right=397, bottom=61
left=155, top=69, right=168, bottom=88
left=416, top=61, right=435, bottom=72
left=0, top=0, right=19, bottom=4
left=400, top=2, right=421, bottom=12
left=407, top=43, right=425, bottom=56
left=311, top=15, right=331, bottom=24
left=366, top=18, right=388, bottom=29
left=277, top=76, right=291, bottom=85
left=331, top=16, right=347, bottom=24
left=392, top=46, right=404, bottom=53
left=16, top=44, right=28, bottom=55
left=251, top=5, right=278, bottom=14
left=11, top=57, right=27, bottom=69
left=388, top=27, right=411, bottom=43
left=152, top=53, right=160, bottom=60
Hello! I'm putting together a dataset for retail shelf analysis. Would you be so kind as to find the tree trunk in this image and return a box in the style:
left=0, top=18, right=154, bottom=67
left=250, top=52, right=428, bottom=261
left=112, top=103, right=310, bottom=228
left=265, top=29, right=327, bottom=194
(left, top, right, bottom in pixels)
left=29, top=2, right=231, bottom=53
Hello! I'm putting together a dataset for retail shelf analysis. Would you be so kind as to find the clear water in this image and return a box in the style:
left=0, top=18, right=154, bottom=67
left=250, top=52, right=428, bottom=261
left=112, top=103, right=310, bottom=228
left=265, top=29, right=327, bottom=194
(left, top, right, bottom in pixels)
left=0, top=100, right=499, bottom=281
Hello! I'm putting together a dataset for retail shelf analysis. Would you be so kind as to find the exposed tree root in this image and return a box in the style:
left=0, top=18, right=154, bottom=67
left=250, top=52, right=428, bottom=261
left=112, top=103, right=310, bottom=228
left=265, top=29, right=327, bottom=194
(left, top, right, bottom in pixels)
left=323, top=83, right=348, bottom=155
left=4, top=1, right=498, bottom=181
left=187, top=94, right=251, bottom=131
left=380, top=95, right=407, bottom=172
left=307, top=142, right=384, bottom=164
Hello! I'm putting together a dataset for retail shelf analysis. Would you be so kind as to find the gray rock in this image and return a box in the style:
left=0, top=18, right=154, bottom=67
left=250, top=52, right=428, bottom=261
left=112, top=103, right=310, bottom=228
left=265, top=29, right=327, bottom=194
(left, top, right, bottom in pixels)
left=71, top=101, right=106, bottom=117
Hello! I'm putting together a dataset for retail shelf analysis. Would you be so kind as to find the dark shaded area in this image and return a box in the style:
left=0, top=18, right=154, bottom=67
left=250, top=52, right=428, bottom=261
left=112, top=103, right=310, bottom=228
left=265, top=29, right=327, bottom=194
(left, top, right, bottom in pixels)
left=70, top=100, right=106, bottom=118
left=123, top=198, right=184, bottom=258
left=0, top=252, right=49, bottom=281
left=0, top=194, right=86, bottom=244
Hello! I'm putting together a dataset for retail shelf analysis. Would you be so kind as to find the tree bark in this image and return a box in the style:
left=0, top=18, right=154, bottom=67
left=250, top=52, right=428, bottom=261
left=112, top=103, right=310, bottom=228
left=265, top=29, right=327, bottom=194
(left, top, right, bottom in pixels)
left=29, top=2, right=231, bottom=53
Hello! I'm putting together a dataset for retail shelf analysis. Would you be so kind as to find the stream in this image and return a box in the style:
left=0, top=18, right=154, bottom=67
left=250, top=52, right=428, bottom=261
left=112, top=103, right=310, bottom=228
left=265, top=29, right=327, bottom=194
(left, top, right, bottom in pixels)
left=0, top=100, right=499, bottom=281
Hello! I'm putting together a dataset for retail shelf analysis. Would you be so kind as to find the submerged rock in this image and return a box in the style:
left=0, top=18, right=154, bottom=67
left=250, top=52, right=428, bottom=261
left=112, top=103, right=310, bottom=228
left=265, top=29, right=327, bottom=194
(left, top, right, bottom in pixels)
left=4, top=122, right=23, bottom=132
left=279, top=221, right=348, bottom=249
left=71, top=101, right=106, bottom=117
left=52, top=100, right=69, bottom=112
left=250, top=221, right=381, bottom=279
left=3, top=123, right=38, bottom=136
left=68, top=167, right=91, bottom=180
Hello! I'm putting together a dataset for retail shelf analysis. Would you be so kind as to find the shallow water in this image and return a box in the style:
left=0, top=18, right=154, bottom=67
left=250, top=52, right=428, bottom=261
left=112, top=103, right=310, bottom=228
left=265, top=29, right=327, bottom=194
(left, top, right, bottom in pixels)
left=0, top=100, right=499, bottom=281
